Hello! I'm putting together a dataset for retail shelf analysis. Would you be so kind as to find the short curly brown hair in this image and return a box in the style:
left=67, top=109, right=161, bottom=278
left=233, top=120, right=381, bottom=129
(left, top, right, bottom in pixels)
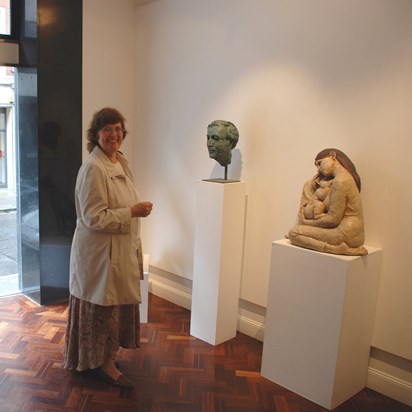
left=86, top=107, right=128, bottom=153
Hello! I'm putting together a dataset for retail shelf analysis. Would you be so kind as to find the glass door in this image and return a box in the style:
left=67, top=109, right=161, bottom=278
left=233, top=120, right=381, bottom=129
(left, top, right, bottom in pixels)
left=0, top=108, right=6, bottom=188
left=0, top=69, right=18, bottom=297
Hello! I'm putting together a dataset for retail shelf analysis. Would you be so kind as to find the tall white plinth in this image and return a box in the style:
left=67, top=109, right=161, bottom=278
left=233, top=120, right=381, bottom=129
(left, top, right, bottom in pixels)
left=190, top=180, right=246, bottom=345
left=261, top=239, right=382, bottom=410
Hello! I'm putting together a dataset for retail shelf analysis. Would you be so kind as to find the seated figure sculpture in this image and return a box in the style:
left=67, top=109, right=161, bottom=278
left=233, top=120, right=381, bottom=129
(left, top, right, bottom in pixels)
left=288, top=148, right=368, bottom=256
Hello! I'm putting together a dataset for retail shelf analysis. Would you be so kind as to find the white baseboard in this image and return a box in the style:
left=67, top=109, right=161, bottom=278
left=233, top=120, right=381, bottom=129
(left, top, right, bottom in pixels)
left=237, top=314, right=265, bottom=342
left=149, top=278, right=192, bottom=310
left=367, top=367, right=412, bottom=407
left=148, top=278, right=265, bottom=341
left=148, top=275, right=412, bottom=407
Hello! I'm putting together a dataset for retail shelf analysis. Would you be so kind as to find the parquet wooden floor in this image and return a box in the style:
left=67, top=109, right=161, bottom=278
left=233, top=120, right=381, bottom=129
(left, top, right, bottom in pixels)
left=0, top=293, right=410, bottom=412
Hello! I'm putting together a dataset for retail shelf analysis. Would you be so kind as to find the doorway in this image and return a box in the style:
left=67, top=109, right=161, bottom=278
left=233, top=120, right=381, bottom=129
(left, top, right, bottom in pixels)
left=0, top=65, right=41, bottom=300
left=0, top=65, right=18, bottom=296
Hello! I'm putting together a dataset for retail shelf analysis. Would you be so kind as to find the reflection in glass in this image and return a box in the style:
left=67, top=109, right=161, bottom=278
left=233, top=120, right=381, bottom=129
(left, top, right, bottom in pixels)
left=0, top=131, right=5, bottom=187
left=0, top=1, right=10, bottom=36
left=16, top=67, right=40, bottom=303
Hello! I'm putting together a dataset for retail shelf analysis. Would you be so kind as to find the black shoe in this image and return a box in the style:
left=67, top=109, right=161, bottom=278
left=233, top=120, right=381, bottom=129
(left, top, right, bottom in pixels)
left=98, top=368, right=134, bottom=389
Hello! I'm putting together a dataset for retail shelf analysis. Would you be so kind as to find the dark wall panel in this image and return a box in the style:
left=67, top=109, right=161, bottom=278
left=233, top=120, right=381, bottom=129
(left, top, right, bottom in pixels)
left=17, top=0, right=82, bottom=304
left=37, top=0, right=82, bottom=304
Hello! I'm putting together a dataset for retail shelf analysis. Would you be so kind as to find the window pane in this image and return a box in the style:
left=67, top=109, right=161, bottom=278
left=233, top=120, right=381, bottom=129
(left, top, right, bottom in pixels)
left=0, top=1, right=10, bottom=36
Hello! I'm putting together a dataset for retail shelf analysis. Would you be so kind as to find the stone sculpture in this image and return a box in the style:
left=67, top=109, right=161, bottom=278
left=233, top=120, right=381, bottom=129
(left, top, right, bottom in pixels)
left=206, top=120, right=239, bottom=180
left=288, top=148, right=368, bottom=256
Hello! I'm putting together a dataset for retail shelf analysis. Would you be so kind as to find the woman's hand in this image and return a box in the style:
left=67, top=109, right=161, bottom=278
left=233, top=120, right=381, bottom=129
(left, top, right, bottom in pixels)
left=131, top=201, right=153, bottom=218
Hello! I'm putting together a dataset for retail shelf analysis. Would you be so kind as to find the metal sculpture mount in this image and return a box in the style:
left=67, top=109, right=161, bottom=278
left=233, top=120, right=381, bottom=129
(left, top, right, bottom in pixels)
left=204, top=120, right=239, bottom=183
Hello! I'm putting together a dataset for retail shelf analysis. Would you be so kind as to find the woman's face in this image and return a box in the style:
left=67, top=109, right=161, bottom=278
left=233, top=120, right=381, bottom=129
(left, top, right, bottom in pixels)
left=97, top=122, right=124, bottom=157
left=315, top=156, right=335, bottom=177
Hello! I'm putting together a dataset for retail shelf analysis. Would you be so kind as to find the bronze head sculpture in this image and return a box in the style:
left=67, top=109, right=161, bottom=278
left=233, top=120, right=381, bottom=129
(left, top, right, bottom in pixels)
left=207, top=120, right=239, bottom=167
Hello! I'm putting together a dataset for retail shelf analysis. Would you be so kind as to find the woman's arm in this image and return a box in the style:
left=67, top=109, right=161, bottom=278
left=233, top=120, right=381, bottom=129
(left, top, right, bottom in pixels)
left=77, top=164, right=132, bottom=233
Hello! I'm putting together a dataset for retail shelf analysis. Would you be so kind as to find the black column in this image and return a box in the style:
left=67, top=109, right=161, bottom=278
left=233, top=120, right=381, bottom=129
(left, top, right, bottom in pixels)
left=17, top=0, right=82, bottom=304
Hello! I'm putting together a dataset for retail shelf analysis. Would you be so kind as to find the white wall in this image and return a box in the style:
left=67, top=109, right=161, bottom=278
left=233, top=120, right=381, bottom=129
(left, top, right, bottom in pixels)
left=84, top=0, right=412, bottom=404
left=83, top=0, right=136, bottom=163
left=135, top=0, right=412, bottom=359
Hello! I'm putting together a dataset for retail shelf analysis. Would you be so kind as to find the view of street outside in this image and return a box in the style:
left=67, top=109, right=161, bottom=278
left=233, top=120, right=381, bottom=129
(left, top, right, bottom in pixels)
left=0, top=0, right=19, bottom=297
left=0, top=188, right=18, bottom=296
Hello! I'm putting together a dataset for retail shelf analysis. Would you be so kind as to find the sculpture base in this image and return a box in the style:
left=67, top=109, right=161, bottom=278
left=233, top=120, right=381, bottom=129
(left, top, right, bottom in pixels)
left=261, top=239, right=382, bottom=410
left=202, top=178, right=240, bottom=184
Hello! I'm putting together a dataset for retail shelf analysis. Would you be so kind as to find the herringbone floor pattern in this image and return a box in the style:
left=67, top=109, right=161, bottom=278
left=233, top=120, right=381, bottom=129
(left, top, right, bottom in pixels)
left=0, top=293, right=409, bottom=412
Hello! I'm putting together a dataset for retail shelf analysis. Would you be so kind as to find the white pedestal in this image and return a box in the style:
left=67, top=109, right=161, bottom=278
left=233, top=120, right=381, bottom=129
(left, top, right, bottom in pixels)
left=140, top=254, right=150, bottom=324
left=190, top=180, right=246, bottom=345
left=261, top=239, right=382, bottom=410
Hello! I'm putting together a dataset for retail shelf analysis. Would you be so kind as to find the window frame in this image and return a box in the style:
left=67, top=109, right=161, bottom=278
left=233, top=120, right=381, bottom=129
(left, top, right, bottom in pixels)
left=0, top=0, right=19, bottom=41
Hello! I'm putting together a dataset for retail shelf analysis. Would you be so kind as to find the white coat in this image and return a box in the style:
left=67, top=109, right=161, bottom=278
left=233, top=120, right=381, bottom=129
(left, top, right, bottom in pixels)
left=69, top=146, right=143, bottom=306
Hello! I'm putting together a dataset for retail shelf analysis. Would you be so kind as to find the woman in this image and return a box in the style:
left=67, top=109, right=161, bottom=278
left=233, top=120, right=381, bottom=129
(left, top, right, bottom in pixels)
left=288, top=148, right=367, bottom=256
left=62, top=107, right=153, bottom=388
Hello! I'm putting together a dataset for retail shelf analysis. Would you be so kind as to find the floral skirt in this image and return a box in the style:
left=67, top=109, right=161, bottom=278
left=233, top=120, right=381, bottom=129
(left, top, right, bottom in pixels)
left=62, top=295, right=140, bottom=371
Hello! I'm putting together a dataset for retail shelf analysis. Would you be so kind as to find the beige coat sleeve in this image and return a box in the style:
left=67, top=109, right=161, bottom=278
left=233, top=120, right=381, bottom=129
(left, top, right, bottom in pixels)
left=77, top=163, right=132, bottom=233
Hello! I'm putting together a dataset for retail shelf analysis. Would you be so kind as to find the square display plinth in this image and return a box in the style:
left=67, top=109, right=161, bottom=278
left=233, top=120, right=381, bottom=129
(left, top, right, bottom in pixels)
left=261, top=239, right=382, bottom=410
left=190, top=181, right=246, bottom=345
